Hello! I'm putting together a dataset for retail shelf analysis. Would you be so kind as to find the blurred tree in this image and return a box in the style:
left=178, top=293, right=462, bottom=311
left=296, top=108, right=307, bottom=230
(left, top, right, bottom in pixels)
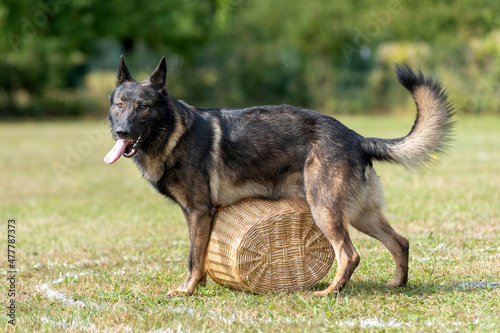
left=0, top=0, right=225, bottom=116
left=184, top=0, right=500, bottom=113
left=1, top=0, right=500, bottom=116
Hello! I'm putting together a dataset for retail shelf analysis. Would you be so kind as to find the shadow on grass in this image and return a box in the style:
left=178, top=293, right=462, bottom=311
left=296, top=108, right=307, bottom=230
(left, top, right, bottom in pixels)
left=310, top=279, right=495, bottom=297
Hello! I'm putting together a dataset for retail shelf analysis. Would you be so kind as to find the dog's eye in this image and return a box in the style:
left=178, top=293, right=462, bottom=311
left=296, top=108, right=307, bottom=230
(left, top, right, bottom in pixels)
left=139, top=104, right=148, bottom=110
left=117, top=103, right=123, bottom=109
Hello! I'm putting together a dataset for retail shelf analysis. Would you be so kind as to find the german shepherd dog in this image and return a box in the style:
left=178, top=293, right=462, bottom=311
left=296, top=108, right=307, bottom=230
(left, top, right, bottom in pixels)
left=105, top=56, right=454, bottom=297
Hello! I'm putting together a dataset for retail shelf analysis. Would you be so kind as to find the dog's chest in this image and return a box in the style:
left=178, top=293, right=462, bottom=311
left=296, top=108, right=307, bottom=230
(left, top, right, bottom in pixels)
left=135, top=153, right=166, bottom=184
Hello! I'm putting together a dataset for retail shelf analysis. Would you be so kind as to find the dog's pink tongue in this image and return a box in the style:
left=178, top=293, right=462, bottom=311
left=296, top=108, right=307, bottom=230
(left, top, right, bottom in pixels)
left=104, top=139, right=129, bottom=164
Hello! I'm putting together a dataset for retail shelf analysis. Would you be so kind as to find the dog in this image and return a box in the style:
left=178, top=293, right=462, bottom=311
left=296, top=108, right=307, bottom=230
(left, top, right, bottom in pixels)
left=104, top=56, right=454, bottom=297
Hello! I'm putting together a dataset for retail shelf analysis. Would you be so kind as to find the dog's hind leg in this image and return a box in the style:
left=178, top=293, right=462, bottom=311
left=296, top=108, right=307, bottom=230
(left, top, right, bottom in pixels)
left=349, top=168, right=409, bottom=288
left=304, top=165, right=361, bottom=296
left=309, top=204, right=361, bottom=296
left=350, top=209, right=409, bottom=288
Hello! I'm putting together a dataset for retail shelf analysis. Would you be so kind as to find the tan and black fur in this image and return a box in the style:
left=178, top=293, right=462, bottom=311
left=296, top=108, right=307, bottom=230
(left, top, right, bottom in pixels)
left=105, top=56, right=454, bottom=297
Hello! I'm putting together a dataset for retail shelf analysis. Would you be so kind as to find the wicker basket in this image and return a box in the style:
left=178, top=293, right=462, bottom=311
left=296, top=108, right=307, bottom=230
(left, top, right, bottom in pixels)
left=206, top=197, right=335, bottom=293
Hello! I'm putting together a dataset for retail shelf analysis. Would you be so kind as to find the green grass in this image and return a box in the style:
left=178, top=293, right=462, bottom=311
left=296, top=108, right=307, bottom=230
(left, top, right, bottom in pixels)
left=1, top=115, right=499, bottom=332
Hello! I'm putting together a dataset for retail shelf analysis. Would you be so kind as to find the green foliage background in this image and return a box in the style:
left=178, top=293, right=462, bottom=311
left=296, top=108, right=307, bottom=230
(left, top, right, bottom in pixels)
left=1, top=0, right=499, bottom=117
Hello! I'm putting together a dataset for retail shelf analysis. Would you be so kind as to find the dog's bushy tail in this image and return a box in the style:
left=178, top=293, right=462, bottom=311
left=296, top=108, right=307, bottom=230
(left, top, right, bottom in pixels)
left=361, top=64, right=455, bottom=170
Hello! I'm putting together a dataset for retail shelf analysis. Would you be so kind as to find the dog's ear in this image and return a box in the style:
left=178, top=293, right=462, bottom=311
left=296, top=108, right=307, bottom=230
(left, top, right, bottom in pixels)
left=149, top=56, right=168, bottom=93
left=116, top=55, right=135, bottom=86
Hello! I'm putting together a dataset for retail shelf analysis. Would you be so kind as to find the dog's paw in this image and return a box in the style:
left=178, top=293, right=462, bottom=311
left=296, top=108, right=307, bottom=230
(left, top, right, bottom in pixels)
left=385, top=280, right=406, bottom=289
left=312, top=289, right=339, bottom=298
left=166, top=289, right=189, bottom=298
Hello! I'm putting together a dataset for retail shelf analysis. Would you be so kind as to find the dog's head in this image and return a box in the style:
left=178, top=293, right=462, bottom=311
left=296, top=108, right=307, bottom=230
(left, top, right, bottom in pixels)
left=104, top=56, right=169, bottom=164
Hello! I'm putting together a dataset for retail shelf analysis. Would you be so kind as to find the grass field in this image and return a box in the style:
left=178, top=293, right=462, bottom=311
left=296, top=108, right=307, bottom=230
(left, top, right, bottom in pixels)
left=1, top=115, right=499, bottom=332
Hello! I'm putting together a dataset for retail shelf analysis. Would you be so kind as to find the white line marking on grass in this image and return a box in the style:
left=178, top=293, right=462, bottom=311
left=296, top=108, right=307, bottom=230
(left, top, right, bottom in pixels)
left=33, top=257, right=109, bottom=269
left=414, top=256, right=453, bottom=261
left=35, top=271, right=100, bottom=309
left=414, top=252, right=500, bottom=261
left=335, top=317, right=410, bottom=328
left=425, top=318, right=481, bottom=327
left=457, top=281, right=500, bottom=290
left=334, top=318, right=489, bottom=329
left=41, top=316, right=98, bottom=331
left=37, top=283, right=87, bottom=307
left=73, top=257, right=109, bottom=266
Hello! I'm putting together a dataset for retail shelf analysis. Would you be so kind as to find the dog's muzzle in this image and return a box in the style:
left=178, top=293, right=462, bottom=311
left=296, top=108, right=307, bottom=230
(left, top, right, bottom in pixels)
left=104, top=128, right=151, bottom=164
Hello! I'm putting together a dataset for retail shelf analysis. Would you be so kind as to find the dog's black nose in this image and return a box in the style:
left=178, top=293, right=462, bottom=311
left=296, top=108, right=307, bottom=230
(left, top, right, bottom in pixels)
left=116, top=130, right=130, bottom=139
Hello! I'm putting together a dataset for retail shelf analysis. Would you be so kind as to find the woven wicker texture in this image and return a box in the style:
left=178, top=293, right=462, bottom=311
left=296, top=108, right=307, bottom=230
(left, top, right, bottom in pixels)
left=206, top=197, right=335, bottom=293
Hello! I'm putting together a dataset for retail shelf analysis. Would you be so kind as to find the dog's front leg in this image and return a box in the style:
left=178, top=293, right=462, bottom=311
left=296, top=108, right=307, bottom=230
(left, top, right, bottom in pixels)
left=167, top=207, right=214, bottom=297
